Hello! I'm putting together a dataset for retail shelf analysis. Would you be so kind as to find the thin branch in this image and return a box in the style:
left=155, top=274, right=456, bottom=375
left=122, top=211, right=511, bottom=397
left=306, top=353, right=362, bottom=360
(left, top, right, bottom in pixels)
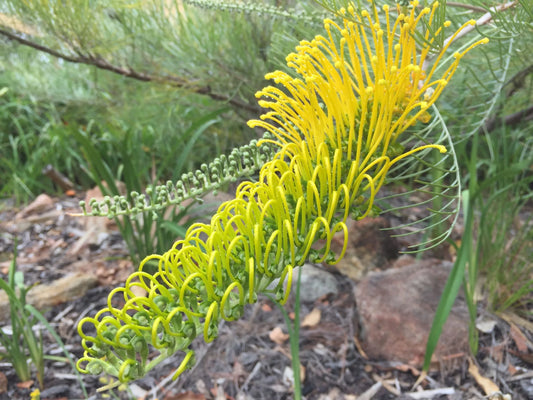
left=446, top=2, right=490, bottom=13
left=421, top=1, right=517, bottom=73
left=484, top=105, right=533, bottom=133
left=443, top=1, right=517, bottom=48
left=504, top=63, right=533, bottom=97
left=0, top=27, right=262, bottom=115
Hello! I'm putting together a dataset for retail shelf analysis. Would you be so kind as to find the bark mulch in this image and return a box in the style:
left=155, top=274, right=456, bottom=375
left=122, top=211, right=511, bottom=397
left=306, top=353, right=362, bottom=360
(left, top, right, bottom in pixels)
left=0, top=194, right=532, bottom=400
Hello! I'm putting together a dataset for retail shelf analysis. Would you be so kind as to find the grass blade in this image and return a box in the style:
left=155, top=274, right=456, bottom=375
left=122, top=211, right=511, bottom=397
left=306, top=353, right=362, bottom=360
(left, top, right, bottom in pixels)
left=423, top=190, right=472, bottom=371
left=25, top=304, right=89, bottom=398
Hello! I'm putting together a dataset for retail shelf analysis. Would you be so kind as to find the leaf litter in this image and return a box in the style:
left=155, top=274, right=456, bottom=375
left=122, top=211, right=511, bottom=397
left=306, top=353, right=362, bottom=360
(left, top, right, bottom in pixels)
left=0, top=192, right=532, bottom=399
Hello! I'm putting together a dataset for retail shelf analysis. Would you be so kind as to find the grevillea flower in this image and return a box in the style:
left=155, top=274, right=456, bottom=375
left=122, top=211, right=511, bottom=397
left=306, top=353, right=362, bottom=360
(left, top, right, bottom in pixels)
left=77, top=1, right=487, bottom=385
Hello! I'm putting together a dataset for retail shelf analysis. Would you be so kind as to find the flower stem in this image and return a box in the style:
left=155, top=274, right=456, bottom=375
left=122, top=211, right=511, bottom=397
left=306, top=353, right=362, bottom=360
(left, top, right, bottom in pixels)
left=272, top=266, right=303, bottom=399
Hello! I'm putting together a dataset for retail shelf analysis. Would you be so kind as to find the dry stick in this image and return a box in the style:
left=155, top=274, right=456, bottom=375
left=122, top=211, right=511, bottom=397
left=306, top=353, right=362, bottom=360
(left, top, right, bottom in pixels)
left=42, top=164, right=75, bottom=191
left=422, top=1, right=518, bottom=73
left=484, top=105, right=533, bottom=133
left=0, top=27, right=262, bottom=115
left=479, top=60, right=533, bottom=133
left=443, top=1, right=517, bottom=47
left=505, top=63, right=533, bottom=96
left=242, top=361, right=262, bottom=392
left=447, top=2, right=491, bottom=13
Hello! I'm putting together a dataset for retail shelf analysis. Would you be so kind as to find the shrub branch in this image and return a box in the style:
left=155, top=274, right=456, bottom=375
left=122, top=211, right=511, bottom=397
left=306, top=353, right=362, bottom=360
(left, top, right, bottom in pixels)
left=0, top=27, right=261, bottom=114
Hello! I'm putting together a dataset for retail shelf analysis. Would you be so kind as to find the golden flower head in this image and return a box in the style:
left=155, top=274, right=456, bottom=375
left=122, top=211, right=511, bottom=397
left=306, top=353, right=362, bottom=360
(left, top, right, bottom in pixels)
left=249, top=0, right=488, bottom=170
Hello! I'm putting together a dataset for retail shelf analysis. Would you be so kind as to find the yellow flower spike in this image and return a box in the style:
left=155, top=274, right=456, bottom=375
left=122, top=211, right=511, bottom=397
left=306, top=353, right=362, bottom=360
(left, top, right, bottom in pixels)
left=78, top=1, right=487, bottom=386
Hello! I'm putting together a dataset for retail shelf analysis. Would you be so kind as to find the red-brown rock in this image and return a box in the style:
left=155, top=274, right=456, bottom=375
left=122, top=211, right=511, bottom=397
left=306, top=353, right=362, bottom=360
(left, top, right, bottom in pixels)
left=15, top=193, right=54, bottom=220
left=354, top=258, right=469, bottom=367
left=328, top=217, right=399, bottom=281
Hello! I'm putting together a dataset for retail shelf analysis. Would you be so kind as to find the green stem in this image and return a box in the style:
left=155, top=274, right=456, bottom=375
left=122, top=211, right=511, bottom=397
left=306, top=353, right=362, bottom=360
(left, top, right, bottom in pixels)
left=291, top=266, right=302, bottom=399
left=271, top=266, right=303, bottom=400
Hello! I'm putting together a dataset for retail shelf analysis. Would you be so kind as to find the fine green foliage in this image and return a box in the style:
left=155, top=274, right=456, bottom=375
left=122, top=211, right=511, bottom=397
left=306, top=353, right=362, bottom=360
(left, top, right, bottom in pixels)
left=469, top=123, right=533, bottom=318
left=0, top=90, right=61, bottom=204
left=377, top=107, right=461, bottom=252
left=25, top=305, right=89, bottom=398
left=0, top=245, right=45, bottom=388
left=424, top=189, right=475, bottom=371
left=423, top=0, right=533, bottom=368
left=425, top=124, right=532, bottom=371
left=71, top=107, right=235, bottom=264
left=485, top=218, right=533, bottom=317
left=0, top=0, right=326, bottom=207
left=184, top=0, right=327, bottom=22
left=0, top=248, right=88, bottom=395
left=0, top=0, right=323, bottom=120
left=477, top=183, right=533, bottom=318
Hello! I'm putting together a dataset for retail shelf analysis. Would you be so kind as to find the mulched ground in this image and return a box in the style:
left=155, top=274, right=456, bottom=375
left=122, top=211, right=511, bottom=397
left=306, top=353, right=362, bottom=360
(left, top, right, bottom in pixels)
left=0, top=193, right=532, bottom=400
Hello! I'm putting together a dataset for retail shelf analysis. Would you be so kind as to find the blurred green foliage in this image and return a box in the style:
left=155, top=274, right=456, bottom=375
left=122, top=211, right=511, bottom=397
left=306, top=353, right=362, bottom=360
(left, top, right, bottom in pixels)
left=0, top=1, right=324, bottom=204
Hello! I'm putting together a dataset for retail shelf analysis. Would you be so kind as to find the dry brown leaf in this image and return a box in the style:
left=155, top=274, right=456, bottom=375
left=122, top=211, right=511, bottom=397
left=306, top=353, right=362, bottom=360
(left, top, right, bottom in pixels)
left=269, top=326, right=289, bottom=344
left=510, top=323, right=528, bottom=353
left=0, top=262, right=10, bottom=275
left=507, top=364, right=518, bottom=376
left=391, top=363, right=421, bottom=376
left=353, top=335, right=369, bottom=359
left=232, top=360, right=247, bottom=381
left=500, top=311, right=533, bottom=334
left=15, top=193, right=54, bottom=219
left=16, top=380, right=34, bottom=389
left=412, top=370, right=427, bottom=391
left=301, top=308, right=321, bottom=327
left=164, top=391, right=206, bottom=400
left=511, top=350, right=533, bottom=365
left=261, top=303, right=272, bottom=312
left=372, top=374, right=400, bottom=396
left=0, top=372, right=7, bottom=394
left=210, top=384, right=228, bottom=400
left=468, top=358, right=500, bottom=395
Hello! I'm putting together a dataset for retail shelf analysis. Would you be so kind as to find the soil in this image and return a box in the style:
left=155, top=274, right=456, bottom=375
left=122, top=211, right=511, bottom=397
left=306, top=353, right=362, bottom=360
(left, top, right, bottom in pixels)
left=0, top=193, right=532, bottom=400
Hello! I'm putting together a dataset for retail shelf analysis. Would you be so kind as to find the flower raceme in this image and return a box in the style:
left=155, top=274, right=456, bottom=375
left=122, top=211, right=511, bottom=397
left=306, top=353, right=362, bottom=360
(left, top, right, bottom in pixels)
left=251, top=1, right=488, bottom=200
left=77, top=1, right=488, bottom=384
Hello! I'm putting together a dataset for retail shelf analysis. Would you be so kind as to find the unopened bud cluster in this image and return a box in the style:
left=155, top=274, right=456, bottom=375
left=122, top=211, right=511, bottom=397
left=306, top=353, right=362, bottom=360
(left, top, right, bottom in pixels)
left=79, top=139, right=277, bottom=219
